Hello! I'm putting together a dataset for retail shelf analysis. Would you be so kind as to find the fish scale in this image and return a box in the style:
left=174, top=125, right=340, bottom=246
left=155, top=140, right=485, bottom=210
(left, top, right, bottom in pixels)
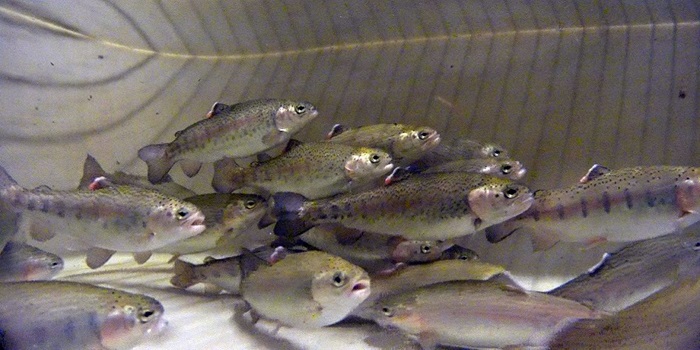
left=486, top=166, right=700, bottom=250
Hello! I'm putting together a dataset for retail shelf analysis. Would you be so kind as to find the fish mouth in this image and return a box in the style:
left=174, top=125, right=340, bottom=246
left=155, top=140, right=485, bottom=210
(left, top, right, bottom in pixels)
left=382, top=163, right=395, bottom=174
left=183, top=211, right=206, bottom=231
left=350, top=279, right=371, bottom=298
left=422, top=134, right=441, bottom=150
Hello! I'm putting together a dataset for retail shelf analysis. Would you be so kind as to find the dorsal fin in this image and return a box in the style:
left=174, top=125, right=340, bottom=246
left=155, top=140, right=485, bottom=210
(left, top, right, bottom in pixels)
left=579, top=164, right=611, bottom=184
left=206, top=102, right=229, bottom=118
left=326, top=124, right=349, bottom=139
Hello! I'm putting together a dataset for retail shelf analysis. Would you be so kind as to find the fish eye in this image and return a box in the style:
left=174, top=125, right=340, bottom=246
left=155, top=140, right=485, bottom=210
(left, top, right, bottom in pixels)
left=459, top=254, right=469, bottom=260
left=50, top=261, right=61, bottom=268
left=175, top=208, right=190, bottom=219
left=501, top=164, right=512, bottom=174
left=381, top=306, right=394, bottom=317
left=504, top=186, right=519, bottom=199
left=294, top=105, right=306, bottom=114
left=138, top=309, right=156, bottom=323
left=420, top=244, right=431, bottom=254
left=332, top=271, right=346, bottom=287
left=418, top=130, right=430, bottom=140
left=244, top=200, right=258, bottom=209
left=492, top=149, right=502, bottom=157
left=369, top=154, right=381, bottom=164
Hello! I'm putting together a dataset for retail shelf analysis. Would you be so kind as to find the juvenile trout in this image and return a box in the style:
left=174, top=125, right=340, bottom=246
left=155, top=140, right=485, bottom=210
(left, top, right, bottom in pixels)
left=0, top=165, right=205, bottom=269
left=411, top=136, right=510, bottom=170
left=549, top=231, right=700, bottom=312
left=138, top=99, right=318, bottom=183
left=272, top=172, right=533, bottom=241
left=422, top=158, right=526, bottom=180
left=0, top=281, right=166, bottom=350
left=367, top=281, right=602, bottom=349
left=486, top=166, right=700, bottom=251
left=325, top=123, right=441, bottom=166
left=0, top=241, right=63, bottom=281
left=212, top=142, right=393, bottom=199
left=79, top=154, right=196, bottom=199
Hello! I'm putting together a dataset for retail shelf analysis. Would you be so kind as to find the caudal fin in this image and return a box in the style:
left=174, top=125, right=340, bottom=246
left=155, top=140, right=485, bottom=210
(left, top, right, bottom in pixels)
left=0, top=165, right=19, bottom=188
left=170, top=259, right=198, bottom=289
left=271, top=192, right=314, bottom=238
left=138, top=144, right=175, bottom=184
left=212, top=158, right=246, bottom=193
left=78, top=154, right=107, bottom=190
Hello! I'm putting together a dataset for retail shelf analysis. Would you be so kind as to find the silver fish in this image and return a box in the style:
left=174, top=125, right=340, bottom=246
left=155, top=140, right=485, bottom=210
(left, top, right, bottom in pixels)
left=0, top=165, right=206, bottom=269
left=138, top=99, right=318, bottom=183
left=367, top=281, right=602, bottom=349
left=79, top=154, right=196, bottom=199
left=170, top=249, right=269, bottom=294
left=411, top=136, right=510, bottom=171
left=422, top=158, right=527, bottom=180
left=0, top=281, right=166, bottom=350
left=549, top=231, right=700, bottom=312
left=486, top=166, right=700, bottom=251
left=0, top=241, right=63, bottom=281
left=272, top=172, right=533, bottom=241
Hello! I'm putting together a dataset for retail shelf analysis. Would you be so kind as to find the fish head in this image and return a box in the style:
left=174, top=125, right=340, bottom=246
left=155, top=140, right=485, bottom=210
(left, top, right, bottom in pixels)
left=440, top=245, right=480, bottom=261
left=478, top=159, right=527, bottom=180
left=311, top=257, right=371, bottom=318
left=274, top=101, right=319, bottom=133
left=24, top=253, right=64, bottom=280
left=345, top=148, right=394, bottom=182
left=222, top=194, right=268, bottom=230
left=480, top=143, right=509, bottom=159
left=390, top=239, right=447, bottom=263
left=370, top=296, right=422, bottom=333
left=394, top=127, right=441, bottom=163
left=147, top=199, right=206, bottom=245
left=100, top=295, right=166, bottom=349
left=468, top=181, right=534, bottom=224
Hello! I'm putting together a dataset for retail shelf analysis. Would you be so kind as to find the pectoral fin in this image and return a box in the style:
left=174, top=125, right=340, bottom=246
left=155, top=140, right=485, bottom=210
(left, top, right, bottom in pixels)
left=133, top=251, right=152, bottom=264
left=530, top=230, right=560, bottom=252
left=180, top=160, right=203, bottom=178
left=86, top=247, right=115, bottom=269
left=28, top=219, right=56, bottom=242
left=262, top=129, right=287, bottom=147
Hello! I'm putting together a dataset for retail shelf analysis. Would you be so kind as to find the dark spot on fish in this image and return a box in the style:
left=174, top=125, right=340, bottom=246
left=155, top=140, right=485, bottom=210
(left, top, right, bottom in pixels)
left=142, top=221, right=147, bottom=228
left=102, top=222, right=109, bottom=229
left=580, top=198, right=588, bottom=218
left=602, top=191, right=611, bottom=213
left=473, top=217, right=482, bottom=229
left=531, top=208, right=540, bottom=221
left=624, top=189, right=633, bottom=209
left=679, top=90, right=686, bottom=99
left=63, top=318, right=76, bottom=340
left=27, top=200, right=35, bottom=210
left=166, top=211, right=172, bottom=218
left=556, top=204, right=565, bottom=220
left=57, top=211, right=65, bottom=218
left=41, top=199, right=51, bottom=213
left=646, top=190, right=656, bottom=207
left=50, top=62, right=54, bottom=66
left=98, top=55, right=104, bottom=59
left=75, top=212, right=82, bottom=220
left=319, top=213, right=328, bottom=220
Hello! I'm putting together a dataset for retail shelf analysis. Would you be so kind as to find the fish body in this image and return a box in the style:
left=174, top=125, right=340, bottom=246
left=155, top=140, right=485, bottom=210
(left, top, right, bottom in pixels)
left=0, top=165, right=205, bottom=268
left=0, top=281, right=166, bottom=350
left=422, top=158, right=526, bottom=180
left=0, top=241, right=63, bottom=281
left=155, top=193, right=266, bottom=256
left=79, top=154, right=196, bottom=199
left=273, top=172, right=533, bottom=241
left=411, top=137, right=510, bottom=171
left=367, top=281, right=602, bottom=349
left=212, top=142, right=393, bottom=199
left=240, top=250, right=370, bottom=328
left=325, top=123, right=441, bottom=166
left=486, top=166, right=700, bottom=250
left=549, top=231, right=700, bottom=312
left=170, top=249, right=271, bottom=293
left=138, top=99, right=318, bottom=183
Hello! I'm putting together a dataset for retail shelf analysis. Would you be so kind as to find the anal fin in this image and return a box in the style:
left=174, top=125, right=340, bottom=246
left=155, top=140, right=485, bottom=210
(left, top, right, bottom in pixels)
left=28, top=219, right=56, bottom=242
left=180, top=160, right=203, bottom=178
left=133, top=251, right=152, bottom=264
left=86, top=247, right=115, bottom=269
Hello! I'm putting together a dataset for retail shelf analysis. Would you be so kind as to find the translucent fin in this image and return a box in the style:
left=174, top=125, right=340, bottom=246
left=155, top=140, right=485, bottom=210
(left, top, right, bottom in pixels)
left=86, top=247, right=115, bottom=269
left=180, top=159, right=203, bottom=178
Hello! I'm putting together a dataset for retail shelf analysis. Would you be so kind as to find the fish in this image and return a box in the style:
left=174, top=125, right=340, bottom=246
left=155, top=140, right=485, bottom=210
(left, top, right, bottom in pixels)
left=486, top=166, right=700, bottom=251
left=410, top=136, right=510, bottom=171
left=239, top=250, right=370, bottom=328
left=548, top=231, right=700, bottom=312
left=421, top=158, right=527, bottom=180
left=0, top=280, right=166, bottom=350
left=353, top=259, right=507, bottom=320
left=211, top=142, right=394, bottom=199
left=438, top=245, right=480, bottom=261
left=298, top=224, right=451, bottom=273
left=154, top=193, right=267, bottom=258
left=138, top=99, right=318, bottom=183
left=325, top=123, right=441, bottom=166
left=0, top=241, right=63, bottom=281
left=366, top=280, right=602, bottom=349
left=272, top=172, right=534, bottom=241
left=548, top=264, right=700, bottom=349
left=0, top=165, right=206, bottom=269
left=78, top=154, right=196, bottom=199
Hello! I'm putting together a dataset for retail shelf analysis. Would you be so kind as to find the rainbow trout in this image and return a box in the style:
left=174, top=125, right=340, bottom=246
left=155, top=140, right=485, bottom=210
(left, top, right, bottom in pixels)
left=411, top=136, right=511, bottom=171
left=0, top=241, right=63, bottom=282
left=138, top=99, right=318, bottom=183
left=212, top=142, right=393, bottom=199
left=421, top=158, right=526, bottom=180
left=272, top=172, right=533, bottom=241
left=0, top=165, right=205, bottom=269
left=486, top=166, right=700, bottom=251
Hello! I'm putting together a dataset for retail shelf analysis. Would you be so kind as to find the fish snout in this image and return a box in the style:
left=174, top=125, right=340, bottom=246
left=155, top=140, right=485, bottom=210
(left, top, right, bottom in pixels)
left=183, top=211, right=206, bottom=233
left=349, top=278, right=371, bottom=299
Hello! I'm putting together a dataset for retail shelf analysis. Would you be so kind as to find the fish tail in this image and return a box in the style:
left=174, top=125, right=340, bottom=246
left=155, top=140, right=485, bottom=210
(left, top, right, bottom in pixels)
left=0, top=165, right=19, bottom=188
left=271, top=192, right=314, bottom=237
left=78, top=154, right=106, bottom=190
left=170, top=259, right=198, bottom=289
left=212, top=158, right=246, bottom=193
left=138, top=144, right=175, bottom=184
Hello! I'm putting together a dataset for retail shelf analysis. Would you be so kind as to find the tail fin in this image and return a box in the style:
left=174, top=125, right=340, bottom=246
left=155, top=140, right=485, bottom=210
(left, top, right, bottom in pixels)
left=212, top=158, right=247, bottom=193
left=79, top=154, right=107, bottom=190
left=170, top=259, right=198, bottom=289
left=271, top=192, right=314, bottom=237
left=0, top=165, right=19, bottom=188
left=138, top=144, right=175, bottom=184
